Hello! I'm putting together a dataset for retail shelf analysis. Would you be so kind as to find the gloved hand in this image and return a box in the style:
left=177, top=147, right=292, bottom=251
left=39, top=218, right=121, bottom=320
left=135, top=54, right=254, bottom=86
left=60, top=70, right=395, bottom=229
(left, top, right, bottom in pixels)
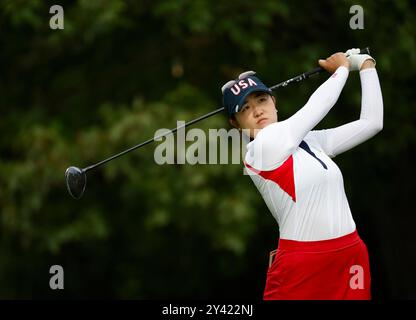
left=345, top=48, right=376, bottom=71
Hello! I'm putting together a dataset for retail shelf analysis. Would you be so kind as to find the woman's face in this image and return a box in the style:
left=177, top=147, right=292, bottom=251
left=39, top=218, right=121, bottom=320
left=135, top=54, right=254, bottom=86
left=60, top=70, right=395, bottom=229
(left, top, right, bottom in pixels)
left=230, top=92, right=278, bottom=138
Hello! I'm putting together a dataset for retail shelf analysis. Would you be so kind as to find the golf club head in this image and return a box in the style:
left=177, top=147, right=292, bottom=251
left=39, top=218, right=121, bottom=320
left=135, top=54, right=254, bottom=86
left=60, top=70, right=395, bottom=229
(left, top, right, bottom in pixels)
left=65, top=166, right=86, bottom=199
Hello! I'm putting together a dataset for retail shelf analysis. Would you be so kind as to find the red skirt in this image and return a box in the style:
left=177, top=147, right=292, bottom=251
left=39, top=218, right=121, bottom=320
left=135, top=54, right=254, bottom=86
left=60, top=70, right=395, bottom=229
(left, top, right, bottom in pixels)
left=263, top=230, right=371, bottom=300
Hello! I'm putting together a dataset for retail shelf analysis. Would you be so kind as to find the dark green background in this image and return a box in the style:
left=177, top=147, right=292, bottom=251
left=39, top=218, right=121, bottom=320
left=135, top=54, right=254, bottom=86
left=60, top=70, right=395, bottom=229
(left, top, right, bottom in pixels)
left=1, top=0, right=415, bottom=299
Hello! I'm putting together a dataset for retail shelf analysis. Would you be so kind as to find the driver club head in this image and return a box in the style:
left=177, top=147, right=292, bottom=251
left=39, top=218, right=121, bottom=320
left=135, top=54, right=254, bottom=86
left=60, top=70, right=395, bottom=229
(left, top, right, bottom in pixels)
left=65, top=166, right=87, bottom=200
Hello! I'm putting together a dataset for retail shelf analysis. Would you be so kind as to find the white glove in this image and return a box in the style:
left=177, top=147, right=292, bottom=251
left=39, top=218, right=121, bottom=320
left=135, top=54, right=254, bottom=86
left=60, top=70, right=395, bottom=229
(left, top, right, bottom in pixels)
left=345, top=48, right=361, bottom=56
left=344, top=48, right=376, bottom=71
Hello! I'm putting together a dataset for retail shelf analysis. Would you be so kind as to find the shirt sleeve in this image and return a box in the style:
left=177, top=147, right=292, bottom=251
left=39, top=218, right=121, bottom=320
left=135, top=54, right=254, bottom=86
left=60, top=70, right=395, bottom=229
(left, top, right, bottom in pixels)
left=245, top=66, right=349, bottom=171
left=306, top=68, right=383, bottom=158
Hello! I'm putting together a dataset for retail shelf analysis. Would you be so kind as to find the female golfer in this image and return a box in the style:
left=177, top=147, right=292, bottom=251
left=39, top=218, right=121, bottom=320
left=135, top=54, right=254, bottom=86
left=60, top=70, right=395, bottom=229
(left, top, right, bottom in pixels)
left=221, top=50, right=382, bottom=299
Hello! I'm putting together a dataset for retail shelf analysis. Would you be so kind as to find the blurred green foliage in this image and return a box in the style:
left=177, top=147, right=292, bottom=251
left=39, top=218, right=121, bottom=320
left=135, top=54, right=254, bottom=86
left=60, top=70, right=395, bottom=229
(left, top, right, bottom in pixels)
left=0, top=0, right=415, bottom=298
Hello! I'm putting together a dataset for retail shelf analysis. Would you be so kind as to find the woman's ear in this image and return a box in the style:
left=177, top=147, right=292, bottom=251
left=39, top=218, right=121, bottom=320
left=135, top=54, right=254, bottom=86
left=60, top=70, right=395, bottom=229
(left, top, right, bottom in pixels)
left=229, top=117, right=240, bottom=129
left=271, top=95, right=278, bottom=112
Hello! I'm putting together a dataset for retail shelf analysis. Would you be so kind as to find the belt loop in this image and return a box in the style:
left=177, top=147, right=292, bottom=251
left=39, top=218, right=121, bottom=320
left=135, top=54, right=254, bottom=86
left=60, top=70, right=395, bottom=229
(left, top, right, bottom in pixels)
left=269, top=249, right=278, bottom=268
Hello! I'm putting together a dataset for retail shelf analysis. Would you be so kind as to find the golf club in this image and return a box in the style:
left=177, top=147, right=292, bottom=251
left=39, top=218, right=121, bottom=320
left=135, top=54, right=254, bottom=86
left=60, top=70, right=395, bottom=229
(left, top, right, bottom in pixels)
left=65, top=47, right=371, bottom=199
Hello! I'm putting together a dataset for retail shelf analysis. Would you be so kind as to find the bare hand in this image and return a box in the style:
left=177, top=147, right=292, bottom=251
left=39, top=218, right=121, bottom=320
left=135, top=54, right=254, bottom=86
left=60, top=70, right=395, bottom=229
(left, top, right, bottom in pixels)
left=318, top=52, right=350, bottom=73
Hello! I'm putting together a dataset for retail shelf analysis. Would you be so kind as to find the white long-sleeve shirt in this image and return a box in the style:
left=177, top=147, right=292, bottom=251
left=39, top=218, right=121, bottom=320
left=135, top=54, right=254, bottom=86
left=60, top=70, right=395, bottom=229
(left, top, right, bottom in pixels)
left=244, top=66, right=383, bottom=241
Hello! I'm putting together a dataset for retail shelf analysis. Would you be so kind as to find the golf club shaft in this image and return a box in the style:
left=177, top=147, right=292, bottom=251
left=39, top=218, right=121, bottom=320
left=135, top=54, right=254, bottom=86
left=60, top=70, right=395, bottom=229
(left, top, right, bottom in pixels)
left=84, top=47, right=370, bottom=172
left=84, top=107, right=225, bottom=172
